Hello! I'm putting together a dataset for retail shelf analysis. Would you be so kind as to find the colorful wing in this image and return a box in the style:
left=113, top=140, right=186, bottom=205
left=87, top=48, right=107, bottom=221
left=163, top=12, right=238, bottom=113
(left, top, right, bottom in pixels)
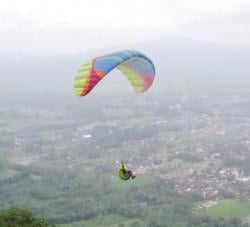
left=74, top=50, right=155, bottom=96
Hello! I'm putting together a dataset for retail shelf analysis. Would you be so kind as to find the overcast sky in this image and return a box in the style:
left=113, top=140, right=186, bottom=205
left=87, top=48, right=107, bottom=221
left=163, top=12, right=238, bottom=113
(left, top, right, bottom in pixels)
left=1, top=0, right=249, bottom=55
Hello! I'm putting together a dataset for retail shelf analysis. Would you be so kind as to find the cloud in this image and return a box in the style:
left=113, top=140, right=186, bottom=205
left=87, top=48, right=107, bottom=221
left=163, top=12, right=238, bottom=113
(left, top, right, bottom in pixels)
left=0, top=0, right=250, bottom=55
left=175, top=2, right=250, bottom=43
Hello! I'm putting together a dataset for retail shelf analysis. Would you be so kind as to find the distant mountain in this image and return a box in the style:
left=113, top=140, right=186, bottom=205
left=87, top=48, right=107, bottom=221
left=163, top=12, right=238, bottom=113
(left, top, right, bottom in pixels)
left=1, top=38, right=250, bottom=94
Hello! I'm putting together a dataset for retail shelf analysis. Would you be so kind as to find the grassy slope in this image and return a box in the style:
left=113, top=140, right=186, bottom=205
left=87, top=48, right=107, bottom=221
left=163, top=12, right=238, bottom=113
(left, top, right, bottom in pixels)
left=204, top=199, right=250, bottom=219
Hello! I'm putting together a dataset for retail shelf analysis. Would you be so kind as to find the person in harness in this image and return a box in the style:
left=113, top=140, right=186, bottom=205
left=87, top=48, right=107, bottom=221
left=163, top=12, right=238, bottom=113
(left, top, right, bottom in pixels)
left=118, top=161, right=136, bottom=180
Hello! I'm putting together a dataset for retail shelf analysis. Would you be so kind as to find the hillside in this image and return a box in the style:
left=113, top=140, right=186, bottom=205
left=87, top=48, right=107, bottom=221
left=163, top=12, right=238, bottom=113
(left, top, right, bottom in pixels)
left=1, top=38, right=250, bottom=94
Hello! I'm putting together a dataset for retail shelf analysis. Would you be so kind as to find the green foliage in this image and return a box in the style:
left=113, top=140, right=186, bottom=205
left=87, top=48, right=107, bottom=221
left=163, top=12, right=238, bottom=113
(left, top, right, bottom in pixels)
left=0, top=207, right=54, bottom=227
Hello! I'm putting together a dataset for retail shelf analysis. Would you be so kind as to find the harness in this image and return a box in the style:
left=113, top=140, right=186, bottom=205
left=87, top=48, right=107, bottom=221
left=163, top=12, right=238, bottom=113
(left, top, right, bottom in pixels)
left=118, top=169, right=131, bottom=180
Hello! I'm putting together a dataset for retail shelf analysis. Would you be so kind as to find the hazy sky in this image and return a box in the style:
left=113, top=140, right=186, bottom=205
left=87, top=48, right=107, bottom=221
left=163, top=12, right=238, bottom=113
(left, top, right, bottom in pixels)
left=1, top=0, right=249, bottom=55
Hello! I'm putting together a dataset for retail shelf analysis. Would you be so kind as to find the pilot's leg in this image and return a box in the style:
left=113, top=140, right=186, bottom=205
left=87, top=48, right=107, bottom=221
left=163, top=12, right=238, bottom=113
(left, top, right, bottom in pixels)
left=128, top=170, right=136, bottom=179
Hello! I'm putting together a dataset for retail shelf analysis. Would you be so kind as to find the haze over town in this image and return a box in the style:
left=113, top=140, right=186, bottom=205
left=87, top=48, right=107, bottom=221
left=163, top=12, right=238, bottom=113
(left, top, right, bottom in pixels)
left=1, top=1, right=250, bottom=227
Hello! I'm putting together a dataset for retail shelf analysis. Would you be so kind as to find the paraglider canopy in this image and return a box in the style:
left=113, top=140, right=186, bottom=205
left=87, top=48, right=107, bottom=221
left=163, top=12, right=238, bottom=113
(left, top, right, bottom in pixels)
left=74, top=50, right=155, bottom=96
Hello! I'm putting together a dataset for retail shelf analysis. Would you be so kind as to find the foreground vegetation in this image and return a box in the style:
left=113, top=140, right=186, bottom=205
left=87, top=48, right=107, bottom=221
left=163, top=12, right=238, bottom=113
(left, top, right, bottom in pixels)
left=0, top=207, right=54, bottom=227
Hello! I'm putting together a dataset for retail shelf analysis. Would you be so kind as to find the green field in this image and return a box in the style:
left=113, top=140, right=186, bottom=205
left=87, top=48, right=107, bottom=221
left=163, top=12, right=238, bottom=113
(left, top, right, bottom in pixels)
left=58, top=215, right=142, bottom=227
left=205, top=199, right=250, bottom=219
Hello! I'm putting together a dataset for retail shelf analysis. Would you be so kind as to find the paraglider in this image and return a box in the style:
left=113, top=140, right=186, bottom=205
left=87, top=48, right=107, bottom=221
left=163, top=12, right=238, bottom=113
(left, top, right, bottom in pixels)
left=74, top=50, right=155, bottom=96
left=118, top=161, right=136, bottom=180
left=74, top=50, right=156, bottom=181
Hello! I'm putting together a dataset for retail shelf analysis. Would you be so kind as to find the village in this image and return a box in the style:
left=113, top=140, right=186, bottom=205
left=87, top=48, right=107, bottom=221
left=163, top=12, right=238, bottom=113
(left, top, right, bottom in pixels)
left=2, top=92, right=250, bottom=209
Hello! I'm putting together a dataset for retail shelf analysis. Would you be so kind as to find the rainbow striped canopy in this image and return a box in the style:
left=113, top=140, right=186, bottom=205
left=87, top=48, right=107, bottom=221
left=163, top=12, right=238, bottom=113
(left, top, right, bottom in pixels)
left=74, top=50, right=155, bottom=96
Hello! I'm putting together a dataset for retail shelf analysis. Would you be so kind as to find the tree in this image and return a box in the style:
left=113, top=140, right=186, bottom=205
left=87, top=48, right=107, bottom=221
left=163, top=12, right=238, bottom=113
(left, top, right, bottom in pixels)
left=0, top=207, right=54, bottom=227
